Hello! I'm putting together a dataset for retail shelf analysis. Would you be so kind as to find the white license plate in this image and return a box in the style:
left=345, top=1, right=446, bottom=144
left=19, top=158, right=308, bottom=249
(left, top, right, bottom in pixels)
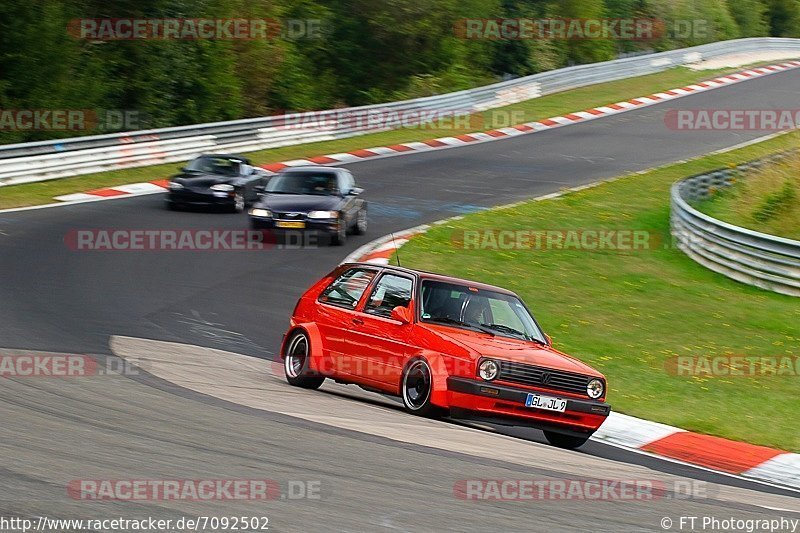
left=525, top=393, right=567, bottom=412
left=276, top=221, right=306, bottom=229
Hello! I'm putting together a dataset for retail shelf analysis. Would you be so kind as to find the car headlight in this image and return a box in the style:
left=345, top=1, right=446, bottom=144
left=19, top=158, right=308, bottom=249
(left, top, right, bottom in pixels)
left=478, top=359, right=499, bottom=381
left=587, top=378, right=605, bottom=399
left=307, top=210, right=339, bottom=219
left=168, top=182, right=183, bottom=190
left=210, top=184, right=234, bottom=192
left=249, top=208, right=272, bottom=218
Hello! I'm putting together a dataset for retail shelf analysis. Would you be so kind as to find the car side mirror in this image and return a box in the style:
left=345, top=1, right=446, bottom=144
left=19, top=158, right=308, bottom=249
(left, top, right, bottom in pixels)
left=180, top=166, right=188, bottom=172
left=544, top=334, right=552, bottom=346
left=254, top=185, right=266, bottom=193
left=390, top=306, right=412, bottom=324
left=348, top=187, right=364, bottom=196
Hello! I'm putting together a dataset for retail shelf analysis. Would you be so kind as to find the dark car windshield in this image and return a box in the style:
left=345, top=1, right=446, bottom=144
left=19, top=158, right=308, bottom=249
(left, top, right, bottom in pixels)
left=185, top=156, right=241, bottom=176
left=420, top=280, right=545, bottom=343
left=266, top=172, right=338, bottom=196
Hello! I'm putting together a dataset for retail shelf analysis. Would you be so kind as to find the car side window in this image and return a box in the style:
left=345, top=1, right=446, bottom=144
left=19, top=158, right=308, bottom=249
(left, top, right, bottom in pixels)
left=319, top=268, right=377, bottom=309
left=364, top=274, right=413, bottom=318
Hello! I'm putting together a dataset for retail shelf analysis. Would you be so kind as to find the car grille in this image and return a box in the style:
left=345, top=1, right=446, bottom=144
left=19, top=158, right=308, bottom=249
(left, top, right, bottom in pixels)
left=273, top=212, right=307, bottom=220
left=497, top=360, right=591, bottom=396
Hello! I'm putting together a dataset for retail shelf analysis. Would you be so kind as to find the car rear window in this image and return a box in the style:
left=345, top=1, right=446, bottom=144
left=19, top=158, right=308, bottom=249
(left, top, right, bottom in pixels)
left=318, top=268, right=377, bottom=308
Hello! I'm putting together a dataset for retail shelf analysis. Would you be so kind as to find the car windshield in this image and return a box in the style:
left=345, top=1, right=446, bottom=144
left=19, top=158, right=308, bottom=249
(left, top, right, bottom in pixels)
left=266, top=172, right=338, bottom=196
left=420, top=280, right=545, bottom=343
left=185, top=156, right=241, bottom=176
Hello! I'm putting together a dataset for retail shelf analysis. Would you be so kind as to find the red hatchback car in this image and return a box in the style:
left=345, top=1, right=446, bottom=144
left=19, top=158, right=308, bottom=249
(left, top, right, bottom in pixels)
left=281, top=263, right=611, bottom=449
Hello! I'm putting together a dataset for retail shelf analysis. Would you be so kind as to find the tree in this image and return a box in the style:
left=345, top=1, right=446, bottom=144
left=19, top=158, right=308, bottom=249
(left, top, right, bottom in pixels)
left=767, top=0, right=800, bottom=36
left=728, top=0, right=769, bottom=36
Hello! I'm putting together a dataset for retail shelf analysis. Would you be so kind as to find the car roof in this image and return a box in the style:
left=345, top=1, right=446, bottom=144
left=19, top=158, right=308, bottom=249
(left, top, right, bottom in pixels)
left=343, top=262, right=516, bottom=296
left=277, top=165, right=341, bottom=174
left=196, top=153, right=250, bottom=163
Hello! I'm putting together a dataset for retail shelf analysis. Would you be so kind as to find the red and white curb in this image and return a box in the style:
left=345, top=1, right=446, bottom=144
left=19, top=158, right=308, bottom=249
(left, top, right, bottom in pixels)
left=344, top=225, right=800, bottom=492
left=594, top=413, right=799, bottom=489
left=54, top=179, right=170, bottom=203
left=54, top=60, right=800, bottom=204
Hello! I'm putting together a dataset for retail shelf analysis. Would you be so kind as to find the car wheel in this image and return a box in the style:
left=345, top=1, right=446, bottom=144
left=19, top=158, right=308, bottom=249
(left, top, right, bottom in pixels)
left=283, top=331, right=325, bottom=389
left=543, top=430, right=589, bottom=450
left=401, top=358, right=445, bottom=417
left=231, top=191, right=245, bottom=213
left=331, top=218, right=347, bottom=246
left=354, top=207, right=367, bottom=235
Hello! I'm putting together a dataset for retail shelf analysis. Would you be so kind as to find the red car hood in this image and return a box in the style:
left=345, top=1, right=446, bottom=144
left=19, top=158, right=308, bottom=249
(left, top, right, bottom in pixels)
left=425, top=325, right=602, bottom=377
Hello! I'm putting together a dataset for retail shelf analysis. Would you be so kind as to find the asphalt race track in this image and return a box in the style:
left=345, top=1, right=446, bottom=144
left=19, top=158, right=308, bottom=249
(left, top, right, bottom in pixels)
left=1, top=67, right=799, bottom=531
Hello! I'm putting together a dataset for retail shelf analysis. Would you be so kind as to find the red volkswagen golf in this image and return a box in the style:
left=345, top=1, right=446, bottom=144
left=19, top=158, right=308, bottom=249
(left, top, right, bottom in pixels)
left=281, top=263, right=611, bottom=449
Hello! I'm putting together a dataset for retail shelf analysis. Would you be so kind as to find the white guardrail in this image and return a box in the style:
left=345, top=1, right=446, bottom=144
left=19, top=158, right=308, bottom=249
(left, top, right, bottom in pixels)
left=671, top=155, right=800, bottom=297
left=2, top=37, right=800, bottom=187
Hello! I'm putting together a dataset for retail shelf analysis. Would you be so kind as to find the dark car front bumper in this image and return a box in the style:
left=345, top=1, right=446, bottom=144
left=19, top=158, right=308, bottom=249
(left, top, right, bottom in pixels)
left=250, top=216, right=339, bottom=233
left=446, top=376, right=611, bottom=437
left=166, top=188, right=236, bottom=208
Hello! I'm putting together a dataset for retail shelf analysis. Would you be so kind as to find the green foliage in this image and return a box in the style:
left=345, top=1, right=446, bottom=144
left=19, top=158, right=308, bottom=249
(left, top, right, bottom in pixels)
left=0, top=0, right=792, bottom=143
left=728, top=0, right=769, bottom=36
left=697, top=155, right=800, bottom=240
left=753, top=180, right=797, bottom=222
left=767, top=0, right=800, bottom=36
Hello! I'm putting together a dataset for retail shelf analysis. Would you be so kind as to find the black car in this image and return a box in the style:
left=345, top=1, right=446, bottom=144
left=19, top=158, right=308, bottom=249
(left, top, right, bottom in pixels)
left=165, top=154, right=270, bottom=212
left=248, top=166, right=367, bottom=245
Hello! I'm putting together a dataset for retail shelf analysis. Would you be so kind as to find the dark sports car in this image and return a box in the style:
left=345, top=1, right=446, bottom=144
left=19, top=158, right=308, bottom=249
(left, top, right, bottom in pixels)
left=249, top=166, right=367, bottom=245
left=165, top=154, right=270, bottom=212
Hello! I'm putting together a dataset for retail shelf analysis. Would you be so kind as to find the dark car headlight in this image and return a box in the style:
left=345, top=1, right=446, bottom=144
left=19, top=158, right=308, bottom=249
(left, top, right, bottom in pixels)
left=587, top=379, right=605, bottom=399
left=168, top=182, right=183, bottom=190
left=307, top=210, right=338, bottom=219
left=249, top=208, right=271, bottom=218
left=478, top=359, right=499, bottom=381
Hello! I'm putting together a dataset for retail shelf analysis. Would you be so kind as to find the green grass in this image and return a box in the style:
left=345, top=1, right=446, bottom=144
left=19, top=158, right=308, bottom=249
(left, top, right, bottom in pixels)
left=399, top=131, right=800, bottom=452
left=0, top=65, right=753, bottom=210
left=696, top=154, right=800, bottom=240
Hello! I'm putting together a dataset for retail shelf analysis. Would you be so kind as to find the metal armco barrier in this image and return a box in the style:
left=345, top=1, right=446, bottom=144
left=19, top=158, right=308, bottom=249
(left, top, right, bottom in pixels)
left=2, top=38, right=800, bottom=187
left=671, top=154, right=800, bottom=297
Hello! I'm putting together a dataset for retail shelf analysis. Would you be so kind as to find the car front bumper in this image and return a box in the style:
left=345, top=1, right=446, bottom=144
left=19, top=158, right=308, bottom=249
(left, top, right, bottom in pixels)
left=166, top=189, right=236, bottom=207
left=250, top=216, right=340, bottom=234
left=446, top=377, right=610, bottom=437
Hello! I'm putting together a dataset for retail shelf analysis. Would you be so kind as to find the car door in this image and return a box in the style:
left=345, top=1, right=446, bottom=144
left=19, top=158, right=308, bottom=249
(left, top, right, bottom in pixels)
left=346, top=272, right=415, bottom=390
left=315, top=267, right=379, bottom=377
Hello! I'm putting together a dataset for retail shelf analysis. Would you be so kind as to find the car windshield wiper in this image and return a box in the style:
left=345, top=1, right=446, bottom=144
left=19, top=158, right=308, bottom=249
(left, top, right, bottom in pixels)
left=479, top=323, right=536, bottom=341
left=425, top=317, right=495, bottom=335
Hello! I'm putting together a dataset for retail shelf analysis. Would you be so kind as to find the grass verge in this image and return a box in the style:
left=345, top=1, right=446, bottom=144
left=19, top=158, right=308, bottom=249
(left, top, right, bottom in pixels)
left=0, top=64, right=761, bottom=210
left=399, top=131, right=800, bottom=452
left=696, top=154, right=800, bottom=240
